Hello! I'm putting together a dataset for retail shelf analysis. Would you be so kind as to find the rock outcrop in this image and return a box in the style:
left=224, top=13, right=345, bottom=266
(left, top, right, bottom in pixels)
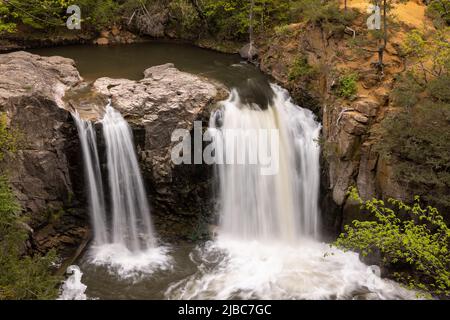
left=257, top=22, right=410, bottom=236
left=0, top=51, right=88, bottom=254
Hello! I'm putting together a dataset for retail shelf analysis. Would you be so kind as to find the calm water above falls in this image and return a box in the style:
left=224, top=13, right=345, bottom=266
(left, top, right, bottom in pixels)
left=35, top=43, right=416, bottom=300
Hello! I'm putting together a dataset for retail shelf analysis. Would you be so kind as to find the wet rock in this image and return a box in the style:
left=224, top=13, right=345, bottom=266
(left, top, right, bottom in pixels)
left=239, top=43, right=259, bottom=60
left=95, top=37, right=109, bottom=45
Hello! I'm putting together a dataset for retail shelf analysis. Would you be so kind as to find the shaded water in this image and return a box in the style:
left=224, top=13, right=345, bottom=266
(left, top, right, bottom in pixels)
left=41, top=43, right=416, bottom=300
left=31, top=42, right=273, bottom=108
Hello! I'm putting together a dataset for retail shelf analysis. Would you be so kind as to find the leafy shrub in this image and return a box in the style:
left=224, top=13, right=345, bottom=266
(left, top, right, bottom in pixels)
left=168, top=0, right=202, bottom=36
left=391, top=73, right=423, bottom=108
left=291, top=0, right=356, bottom=27
left=426, top=0, right=450, bottom=27
left=336, top=72, right=358, bottom=98
left=376, top=101, right=450, bottom=211
left=288, top=55, right=316, bottom=81
left=0, top=0, right=120, bottom=33
left=427, top=74, right=450, bottom=102
left=274, top=24, right=293, bottom=36
left=402, top=28, right=450, bottom=85
left=0, top=176, right=61, bottom=300
left=335, top=187, right=450, bottom=297
left=0, top=119, right=59, bottom=300
left=0, top=113, right=17, bottom=161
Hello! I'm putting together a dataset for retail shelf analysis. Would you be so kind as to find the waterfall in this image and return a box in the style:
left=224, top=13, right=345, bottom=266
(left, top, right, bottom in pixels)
left=101, top=104, right=155, bottom=252
left=210, top=84, right=321, bottom=242
left=73, top=104, right=170, bottom=278
left=58, top=265, right=87, bottom=300
left=73, top=113, right=108, bottom=245
left=73, top=106, right=155, bottom=251
left=166, top=84, right=416, bottom=300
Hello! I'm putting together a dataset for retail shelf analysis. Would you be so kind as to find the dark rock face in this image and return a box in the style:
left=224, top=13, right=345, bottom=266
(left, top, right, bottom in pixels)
left=239, top=43, right=259, bottom=61
left=72, top=63, right=228, bottom=240
left=0, top=51, right=88, bottom=254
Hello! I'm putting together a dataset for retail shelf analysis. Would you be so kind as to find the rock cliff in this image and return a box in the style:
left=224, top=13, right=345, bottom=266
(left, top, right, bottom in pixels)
left=0, top=51, right=87, bottom=254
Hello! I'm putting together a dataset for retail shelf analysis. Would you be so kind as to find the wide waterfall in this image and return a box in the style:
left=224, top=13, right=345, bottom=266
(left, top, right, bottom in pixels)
left=73, top=104, right=170, bottom=278
left=211, top=85, right=321, bottom=242
left=166, top=84, right=416, bottom=300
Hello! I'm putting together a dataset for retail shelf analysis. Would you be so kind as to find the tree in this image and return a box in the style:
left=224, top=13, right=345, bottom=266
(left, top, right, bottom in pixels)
left=372, top=0, right=408, bottom=72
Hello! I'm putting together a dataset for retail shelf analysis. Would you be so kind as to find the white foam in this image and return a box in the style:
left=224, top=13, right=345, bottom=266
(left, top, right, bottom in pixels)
left=58, top=265, right=88, bottom=300
left=89, top=243, right=172, bottom=280
left=165, top=236, right=418, bottom=300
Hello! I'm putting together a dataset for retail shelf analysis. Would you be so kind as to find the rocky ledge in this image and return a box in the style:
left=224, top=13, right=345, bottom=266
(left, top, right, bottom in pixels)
left=0, top=51, right=86, bottom=255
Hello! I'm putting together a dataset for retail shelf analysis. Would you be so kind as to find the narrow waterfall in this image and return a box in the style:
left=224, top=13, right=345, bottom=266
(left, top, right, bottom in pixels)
left=210, top=84, right=321, bottom=242
left=74, top=104, right=169, bottom=278
left=73, top=113, right=108, bottom=245
left=73, top=106, right=155, bottom=251
left=101, top=104, right=155, bottom=252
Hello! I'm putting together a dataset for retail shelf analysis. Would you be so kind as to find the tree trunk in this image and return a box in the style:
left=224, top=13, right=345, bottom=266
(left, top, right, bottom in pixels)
left=377, top=0, right=388, bottom=73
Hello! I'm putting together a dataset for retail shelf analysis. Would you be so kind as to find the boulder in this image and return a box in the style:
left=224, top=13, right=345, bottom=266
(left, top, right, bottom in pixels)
left=0, top=51, right=87, bottom=253
left=239, top=43, right=259, bottom=60
left=95, top=37, right=109, bottom=45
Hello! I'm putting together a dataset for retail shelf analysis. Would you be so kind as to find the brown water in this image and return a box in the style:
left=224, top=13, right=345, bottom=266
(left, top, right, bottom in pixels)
left=31, top=41, right=273, bottom=107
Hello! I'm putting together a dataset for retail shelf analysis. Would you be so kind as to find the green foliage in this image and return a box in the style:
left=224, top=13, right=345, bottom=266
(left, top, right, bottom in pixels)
left=188, top=0, right=356, bottom=41
left=0, top=0, right=120, bottom=33
left=0, top=176, right=60, bottom=300
left=0, top=0, right=72, bottom=30
left=377, top=27, right=450, bottom=211
left=377, top=101, right=450, bottom=211
left=291, top=0, right=356, bottom=27
left=426, top=0, right=450, bottom=27
left=80, top=0, right=120, bottom=31
left=402, top=28, right=450, bottom=85
left=427, top=73, right=450, bottom=103
left=0, top=118, right=59, bottom=300
left=335, top=187, right=450, bottom=297
left=168, top=0, right=202, bottom=36
left=198, top=0, right=291, bottom=40
left=336, top=72, right=358, bottom=99
left=274, top=24, right=294, bottom=37
left=0, top=113, right=17, bottom=161
left=288, top=55, right=316, bottom=81
left=391, top=72, right=422, bottom=108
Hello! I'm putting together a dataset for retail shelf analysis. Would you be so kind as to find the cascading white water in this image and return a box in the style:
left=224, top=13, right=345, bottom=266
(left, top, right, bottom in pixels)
left=58, top=265, right=87, bottom=300
left=101, top=104, right=155, bottom=252
left=72, top=113, right=108, bottom=245
left=166, top=84, right=416, bottom=300
left=211, top=85, right=321, bottom=242
left=74, top=104, right=170, bottom=278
